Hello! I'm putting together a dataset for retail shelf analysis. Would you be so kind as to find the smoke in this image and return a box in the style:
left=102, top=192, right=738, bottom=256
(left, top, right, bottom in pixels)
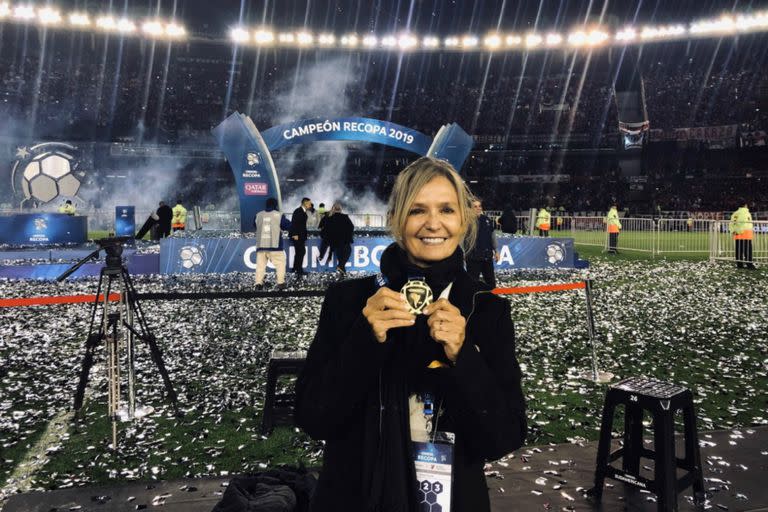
left=266, top=57, right=388, bottom=215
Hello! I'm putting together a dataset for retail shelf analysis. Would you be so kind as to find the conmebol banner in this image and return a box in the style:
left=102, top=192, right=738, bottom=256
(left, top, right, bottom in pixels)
left=213, top=113, right=474, bottom=233
left=159, top=236, right=582, bottom=274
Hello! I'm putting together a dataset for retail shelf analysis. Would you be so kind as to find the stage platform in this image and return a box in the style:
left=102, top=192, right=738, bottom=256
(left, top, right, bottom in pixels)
left=4, top=427, right=766, bottom=511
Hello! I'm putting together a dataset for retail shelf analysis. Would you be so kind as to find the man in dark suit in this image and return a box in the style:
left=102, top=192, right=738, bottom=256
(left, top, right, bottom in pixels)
left=156, top=201, right=173, bottom=239
left=288, top=197, right=311, bottom=276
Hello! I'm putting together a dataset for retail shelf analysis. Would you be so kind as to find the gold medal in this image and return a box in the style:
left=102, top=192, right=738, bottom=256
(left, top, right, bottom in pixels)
left=401, top=278, right=433, bottom=315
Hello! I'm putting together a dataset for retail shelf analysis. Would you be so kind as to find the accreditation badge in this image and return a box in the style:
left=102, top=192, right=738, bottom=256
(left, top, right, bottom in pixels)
left=412, top=432, right=455, bottom=512
left=401, top=278, right=433, bottom=315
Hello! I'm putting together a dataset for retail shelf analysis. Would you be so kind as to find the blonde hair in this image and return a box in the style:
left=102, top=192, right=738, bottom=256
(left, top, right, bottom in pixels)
left=387, top=157, right=477, bottom=253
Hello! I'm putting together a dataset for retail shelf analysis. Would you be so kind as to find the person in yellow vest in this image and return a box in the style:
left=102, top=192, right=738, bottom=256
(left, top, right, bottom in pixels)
left=58, top=199, right=76, bottom=216
left=172, top=199, right=187, bottom=232
left=536, top=207, right=551, bottom=237
left=729, top=201, right=755, bottom=269
left=606, top=203, right=622, bottom=254
left=686, top=216, right=694, bottom=232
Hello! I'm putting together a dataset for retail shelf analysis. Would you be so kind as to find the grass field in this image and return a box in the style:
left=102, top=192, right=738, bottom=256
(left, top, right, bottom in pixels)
left=1, top=247, right=766, bottom=501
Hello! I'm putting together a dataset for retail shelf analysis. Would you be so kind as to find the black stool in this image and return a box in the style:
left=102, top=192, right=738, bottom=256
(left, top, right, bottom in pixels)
left=260, top=350, right=306, bottom=435
left=589, top=377, right=705, bottom=512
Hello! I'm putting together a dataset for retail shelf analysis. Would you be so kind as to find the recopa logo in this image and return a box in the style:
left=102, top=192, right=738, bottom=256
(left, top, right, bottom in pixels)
left=546, top=242, right=566, bottom=265
left=179, top=245, right=204, bottom=269
left=246, top=152, right=260, bottom=166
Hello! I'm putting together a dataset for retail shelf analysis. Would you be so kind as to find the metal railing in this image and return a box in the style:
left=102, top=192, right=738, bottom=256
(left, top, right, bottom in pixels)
left=709, top=221, right=768, bottom=265
left=656, top=219, right=713, bottom=255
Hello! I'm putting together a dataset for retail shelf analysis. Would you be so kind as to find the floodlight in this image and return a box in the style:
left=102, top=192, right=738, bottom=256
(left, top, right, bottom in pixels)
left=616, top=27, right=637, bottom=42
left=116, top=18, right=136, bottom=33
left=381, top=35, right=397, bottom=47
left=69, top=12, right=91, bottom=26
left=254, top=29, right=275, bottom=44
left=230, top=27, right=251, bottom=43
left=461, top=35, right=478, bottom=48
left=444, top=36, right=459, bottom=47
left=296, top=31, right=313, bottom=45
left=13, top=5, right=35, bottom=21
left=278, top=32, right=295, bottom=43
left=398, top=34, right=417, bottom=49
left=0, top=2, right=10, bottom=18
left=525, top=33, right=543, bottom=48
left=96, top=15, right=117, bottom=30
left=546, top=33, right=562, bottom=46
left=165, top=23, right=186, bottom=38
left=484, top=34, right=502, bottom=49
left=362, top=35, right=377, bottom=47
left=142, top=20, right=164, bottom=36
left=588, top=30, right=609, bottom=45
left=506, top=34, right=522, bottom=46
left=422, top=36, right=440, bottom=48
left=318, top=33, right=335, bottom=45
left=38, top=7, right=61, bottom=25
left=340, top=34, right=358, bottom=47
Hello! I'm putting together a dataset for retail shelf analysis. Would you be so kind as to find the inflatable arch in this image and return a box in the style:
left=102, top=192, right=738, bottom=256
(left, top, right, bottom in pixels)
left=212, top=113, right=474, bottom=232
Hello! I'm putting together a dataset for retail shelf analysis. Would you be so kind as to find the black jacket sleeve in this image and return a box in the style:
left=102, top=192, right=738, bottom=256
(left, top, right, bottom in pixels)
left=448, top=298, right=527, bottom=461
left=295, top=281, right=393, bottom=441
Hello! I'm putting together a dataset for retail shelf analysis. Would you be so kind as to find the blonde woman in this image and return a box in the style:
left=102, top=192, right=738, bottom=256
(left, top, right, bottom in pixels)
left=296, top=157, right=526, bottom=512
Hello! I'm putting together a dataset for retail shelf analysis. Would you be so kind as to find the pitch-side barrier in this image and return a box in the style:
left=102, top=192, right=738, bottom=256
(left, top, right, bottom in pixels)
left=709, top=220, right=768, bottom=265
left=1, top=280, right=613, bottom=383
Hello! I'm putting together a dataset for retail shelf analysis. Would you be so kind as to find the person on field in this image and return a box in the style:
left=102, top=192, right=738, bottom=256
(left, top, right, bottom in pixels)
left=729, top=201, right=755, bottom=270
left=535, top=207, right=551, bottom=237
left=605, top=203, right=622, bottom=254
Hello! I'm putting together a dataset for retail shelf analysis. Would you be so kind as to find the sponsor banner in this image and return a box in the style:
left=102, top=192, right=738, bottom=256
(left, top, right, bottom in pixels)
left=213, top=113, right=283, bottom=233
left=261, top=117, right=433, bottom=156
left=159, top=236, right=579, bottom=274
left=0, top=253, right=159, bottom=280
left=650, top=124, right=738, bottom=145
left=0, top=213, right=87, bottom=244
left=498, top=175, right=571, bottom=184
left=115, top=206, right=135, bottom=238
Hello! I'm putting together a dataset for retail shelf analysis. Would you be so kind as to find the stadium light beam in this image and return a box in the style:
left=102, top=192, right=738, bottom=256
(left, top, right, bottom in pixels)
left=13, top=5, right=35, bottom=21
left=230, top=27, right=251, bottom=43
left=484, top=34, right=502, bottom=49
left=68, top=12, right=90, bottom=27
left=422, top=36, right=440, bottom=48
left=254, top=29, right=275, bottom=45
left=37, top=7, right=62, bottom=25
left=340, top=34, right=358, bottom=47
left=142, top=20, right=164, bottom=36
left=165, top=23, right=186, bottom=38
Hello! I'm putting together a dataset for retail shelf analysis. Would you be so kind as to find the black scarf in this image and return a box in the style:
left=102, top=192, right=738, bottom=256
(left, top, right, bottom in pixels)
left=362, top=243, right=464, bottom=512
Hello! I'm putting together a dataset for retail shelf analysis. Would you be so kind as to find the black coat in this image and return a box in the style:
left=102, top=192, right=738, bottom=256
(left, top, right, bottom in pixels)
left=295, top=271, right=526, bottom=512
left=289, top=207, right=308, bottom=240
left=321, top=213, right=354, bottom=246
left=157, top=204, right=173, bottom=231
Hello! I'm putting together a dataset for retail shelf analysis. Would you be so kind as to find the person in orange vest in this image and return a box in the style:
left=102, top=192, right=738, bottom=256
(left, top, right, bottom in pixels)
left=535, top=207, right=551, bottom=237
left=729, top=200, right=755, bottom=269
left=605, top=203, right=622, bottom=254
left=172, top=199, right=187, bottom=232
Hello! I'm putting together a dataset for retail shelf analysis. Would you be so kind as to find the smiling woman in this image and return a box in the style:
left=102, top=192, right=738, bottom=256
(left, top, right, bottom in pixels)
left=295, top=157, right=526, bottom=512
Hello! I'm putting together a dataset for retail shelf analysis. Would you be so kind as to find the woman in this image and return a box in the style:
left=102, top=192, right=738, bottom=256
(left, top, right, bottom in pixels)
left=295, top=157, right=526, bottom=512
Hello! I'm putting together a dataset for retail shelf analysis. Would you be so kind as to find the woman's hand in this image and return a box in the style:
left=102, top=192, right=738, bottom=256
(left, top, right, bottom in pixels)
left=362, top=287, right=415, bottom=343
left=424, top=299, right=466, bottom=362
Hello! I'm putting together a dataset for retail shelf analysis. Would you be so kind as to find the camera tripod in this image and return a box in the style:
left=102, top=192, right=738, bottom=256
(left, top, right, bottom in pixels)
left=60, top=239, right=179, bottom=448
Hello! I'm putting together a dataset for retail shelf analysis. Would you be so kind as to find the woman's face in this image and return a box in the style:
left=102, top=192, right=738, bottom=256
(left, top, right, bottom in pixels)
left=403, top=176, right=465, bottom=267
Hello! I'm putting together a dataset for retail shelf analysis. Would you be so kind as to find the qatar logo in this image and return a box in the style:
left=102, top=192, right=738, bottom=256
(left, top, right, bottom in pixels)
left=11, top=142, right=85, bottom=207
left=546, top=243, right=566, bottom=265
left=179, top=246, right=204, bottom=269
left=244, top=182, right=268, bottom=196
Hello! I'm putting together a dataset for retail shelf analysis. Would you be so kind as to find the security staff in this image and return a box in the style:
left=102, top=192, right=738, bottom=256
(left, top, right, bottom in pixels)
left=606, top=204, right=622, bottom=254
left=172, top=199, right=187, bottom=232
left=58, top=199, right=76, bottom=216
left=729, top=201, right=755, bottom=269
left=536, top=207, right=551, bottom=237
